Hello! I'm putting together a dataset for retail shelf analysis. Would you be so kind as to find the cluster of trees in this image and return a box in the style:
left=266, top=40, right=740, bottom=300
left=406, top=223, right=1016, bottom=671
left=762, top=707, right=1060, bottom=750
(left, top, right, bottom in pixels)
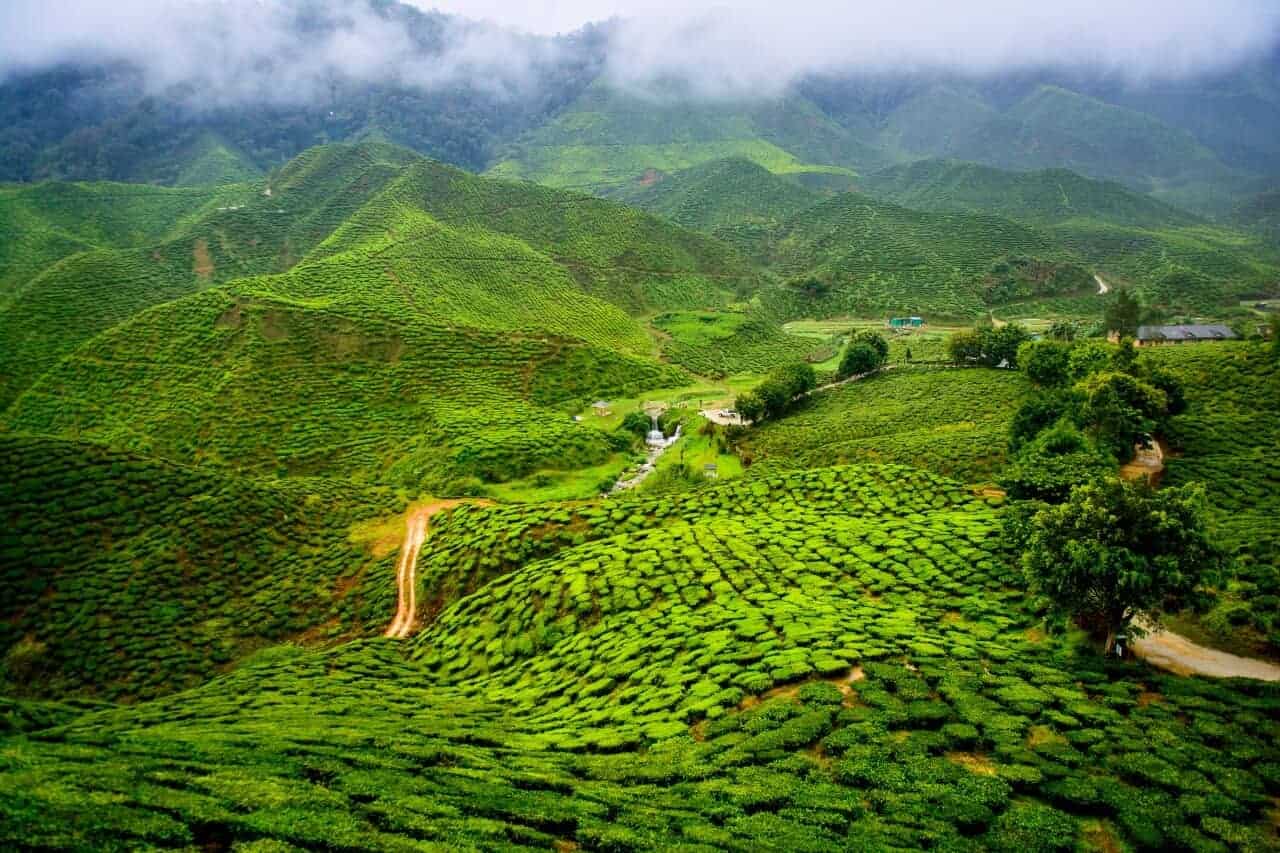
left=947, top=323, right=1032, bottom=368
left=1016, top=479, right=1222, bottom=656
left=982, top=256, right=1094, bottom=305
left=734, top=363, right=816, bottom=424
left=1001, top=338, right=1184, bottom=502
left=837, top=330, right=888, bottom=378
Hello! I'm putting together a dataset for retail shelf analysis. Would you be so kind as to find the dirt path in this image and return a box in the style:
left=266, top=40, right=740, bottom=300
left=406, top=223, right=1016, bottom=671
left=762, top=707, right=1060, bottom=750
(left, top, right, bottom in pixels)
left=384, top=500, right=483, bottom=639
left=1132, top=625, right=1280, bottom=681
left=1095, top=274, right=1110, bottom=295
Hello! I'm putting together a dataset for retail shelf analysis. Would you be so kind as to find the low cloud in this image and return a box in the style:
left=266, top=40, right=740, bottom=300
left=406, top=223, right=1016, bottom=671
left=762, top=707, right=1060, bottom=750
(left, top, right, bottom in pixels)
left=2, top=0, right=1278, bottom=105
left=601, top=0, right=1280, bottom=98
left=0, top=0, right=571, bottom=106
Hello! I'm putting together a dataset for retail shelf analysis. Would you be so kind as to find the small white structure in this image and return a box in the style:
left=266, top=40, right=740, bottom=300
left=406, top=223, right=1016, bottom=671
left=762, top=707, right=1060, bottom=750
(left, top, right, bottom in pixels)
left=592, top=401, right=612, bottom=417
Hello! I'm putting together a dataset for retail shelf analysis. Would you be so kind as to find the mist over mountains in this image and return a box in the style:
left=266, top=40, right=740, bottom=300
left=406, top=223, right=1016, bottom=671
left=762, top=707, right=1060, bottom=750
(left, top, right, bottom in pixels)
left=2, top=0, right=1279, bottom=217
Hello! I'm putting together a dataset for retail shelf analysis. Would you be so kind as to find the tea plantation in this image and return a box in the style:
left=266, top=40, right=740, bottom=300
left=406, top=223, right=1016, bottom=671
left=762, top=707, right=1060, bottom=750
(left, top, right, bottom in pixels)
left=3, top=464, right=1278, bottom=851
left=0, top=435, right=400, bottom=702
left=1144, top=343, right=1280, bottom=654
left=4, top=135, right=1280, bottom=853
left=740, top=368, right=1031, bottom=483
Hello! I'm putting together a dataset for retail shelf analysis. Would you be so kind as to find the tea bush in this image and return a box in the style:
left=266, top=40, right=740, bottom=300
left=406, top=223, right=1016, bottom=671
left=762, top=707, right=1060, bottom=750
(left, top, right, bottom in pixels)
left=2, top=463, right=1276, bottom=850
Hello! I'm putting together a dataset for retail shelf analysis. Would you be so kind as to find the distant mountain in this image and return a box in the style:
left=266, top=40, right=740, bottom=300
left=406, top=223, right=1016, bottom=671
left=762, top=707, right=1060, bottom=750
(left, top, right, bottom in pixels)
left=3, top=4, right=1278, bottom=217
left=858, top=160, right=1202, bottom=229
left=487, top=84, right=870, bottom=194
left=609, top=157, right=822, bottom=232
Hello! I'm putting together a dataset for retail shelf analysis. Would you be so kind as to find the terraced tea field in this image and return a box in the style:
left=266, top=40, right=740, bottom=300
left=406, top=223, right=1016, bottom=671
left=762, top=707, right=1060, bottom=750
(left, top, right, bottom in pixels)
left=1144, top=343, right=1280, bottom=654
left=4, top=464, right=1278, bottom=851
left=740, top=367, right=1031, bottom=483
left=0, top=436, right=399, bottom=701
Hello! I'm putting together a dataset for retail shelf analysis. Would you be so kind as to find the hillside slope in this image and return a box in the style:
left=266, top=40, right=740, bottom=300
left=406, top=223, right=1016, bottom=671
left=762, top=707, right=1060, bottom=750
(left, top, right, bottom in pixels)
left=611, top=157, right=822, bottom=233
left=858, top=160, right=1201, bottom=228
left=0, top=143, right=420, bottom=409
left=4, top=464, right=1278, bottom=850
left=488, top=85, right=873, bottom=195
left=0, top=435, right=399, bottom=702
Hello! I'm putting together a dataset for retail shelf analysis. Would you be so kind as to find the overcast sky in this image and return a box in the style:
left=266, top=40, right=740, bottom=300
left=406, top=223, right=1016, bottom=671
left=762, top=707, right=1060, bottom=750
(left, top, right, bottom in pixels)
left=3, top=0, right=1279, bottom=103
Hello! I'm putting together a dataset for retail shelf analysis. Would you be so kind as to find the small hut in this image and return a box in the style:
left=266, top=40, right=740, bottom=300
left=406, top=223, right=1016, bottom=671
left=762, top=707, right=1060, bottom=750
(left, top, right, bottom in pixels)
left=592, top=401, right=612, bottom=417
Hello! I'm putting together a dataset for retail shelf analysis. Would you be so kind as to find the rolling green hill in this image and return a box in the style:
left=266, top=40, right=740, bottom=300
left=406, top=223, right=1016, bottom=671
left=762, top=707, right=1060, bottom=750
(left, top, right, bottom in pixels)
left=0, top=435, right=399, bottom=702
left=611, top=157, right=821, bottom=233
left=4, top=463, right=1278, bottom=850
left=1145, top=344, right=1280, bottom=655
left=752, top=192, right=1069, bottom=318
left=0, top=143, right=420, bottom=409
left=488, top=84, right=871, bottom=196
left=740, top=368, right=1030, bottom=483
left=1, top=143, right=790, bottom=489
left=858, top=160, right=1202, bottom=228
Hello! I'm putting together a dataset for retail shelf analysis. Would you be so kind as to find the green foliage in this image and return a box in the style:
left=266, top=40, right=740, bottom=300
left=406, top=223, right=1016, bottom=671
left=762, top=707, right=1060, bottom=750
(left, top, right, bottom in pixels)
left=838, top=330, right=889, bottom=379
left=1018, top=340, right=1073, bottom=387
left=1075, top=370, right=1169, bottom=460
left=982, top=256, right=1094, bottom=305
left=652, top=310, right=816, bottom=377
left=1022, top=479, right=1224, bottom=651
left=0, top=436, right=398, bottom=700
left=1, top=461, right=1277, bottom=850
left=612, top=157, right=821, bottom=232
left=1141, top=343, right=1280, bottom=653
left=742, top=368, right=1029, bottom=482
left=1001, top=420, right=1113, bottom=502
left=948, top=323, right=1031, bottom=367
left=737, top=362, right=816, bottom=423
left=1104, top=288, right=1143, bottom=337
left=838, top=344, right=880, bottom=378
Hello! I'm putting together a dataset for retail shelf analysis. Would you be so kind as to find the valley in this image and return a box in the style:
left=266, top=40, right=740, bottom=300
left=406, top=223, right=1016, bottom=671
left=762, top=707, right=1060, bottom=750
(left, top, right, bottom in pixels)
left=2, top=3, right=1280, bottom=850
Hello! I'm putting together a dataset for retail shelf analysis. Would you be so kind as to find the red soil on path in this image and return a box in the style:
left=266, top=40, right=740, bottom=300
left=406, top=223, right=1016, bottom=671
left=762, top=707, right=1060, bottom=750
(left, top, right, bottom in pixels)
left=384, top=499, right=488, bottom=639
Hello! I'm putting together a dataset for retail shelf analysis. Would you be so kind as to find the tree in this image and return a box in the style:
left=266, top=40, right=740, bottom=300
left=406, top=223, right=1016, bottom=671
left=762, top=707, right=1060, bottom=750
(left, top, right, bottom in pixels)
left=1066, top=339, right=1114, bottom=380
left=1047, top=320, right=1078, bottom=341
left=1017, top=340, right=1071, bottom=387
left=949, top=325, right=1030, bottom=367
left=1009, top=392, right=1075, bottom=452
left=839, top=343, right=880, bottom=378
left=849, top=330, right=889, bottom=363
left=839, top=331, right=888, bottom=379
left=986, top=324, right=1032, bottom=368
left=733, top=392, right=765, bottom=424
left=1001, top=421, right=1112, bottom=503
left=1104, top=288, right=1142, bottom=338
left=1075, top=371, right=1168, bottom=460
left=948, top=329, right=982, bottom=364
left=1021, top=480, right=1222, bottom=655
left=1111, top=337, right=1138, bottom=374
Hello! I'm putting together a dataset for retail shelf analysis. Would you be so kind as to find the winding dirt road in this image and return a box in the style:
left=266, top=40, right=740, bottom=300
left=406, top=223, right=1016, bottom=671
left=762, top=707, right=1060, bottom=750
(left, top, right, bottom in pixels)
left=1133, top=626, right=1280, bottom=681
left=384, top=500, right=481, bottom=639
left=1095, top=274, right=1110, bottom=295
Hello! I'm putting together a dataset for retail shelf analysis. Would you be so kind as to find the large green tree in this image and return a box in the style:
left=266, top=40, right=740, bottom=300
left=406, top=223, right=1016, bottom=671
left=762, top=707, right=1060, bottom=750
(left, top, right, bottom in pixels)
left=1021, top=480, right=1222, bottom=655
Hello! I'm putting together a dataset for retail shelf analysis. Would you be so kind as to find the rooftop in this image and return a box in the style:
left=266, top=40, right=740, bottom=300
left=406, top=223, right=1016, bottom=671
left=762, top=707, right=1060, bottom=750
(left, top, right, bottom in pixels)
left=1136, top=324, right=1236, bottom=342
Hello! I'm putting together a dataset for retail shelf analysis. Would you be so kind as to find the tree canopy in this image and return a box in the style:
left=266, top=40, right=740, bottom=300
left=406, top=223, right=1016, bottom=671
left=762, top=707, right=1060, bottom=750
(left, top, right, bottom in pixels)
left=1021, top=479, right=1222, bottom=655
